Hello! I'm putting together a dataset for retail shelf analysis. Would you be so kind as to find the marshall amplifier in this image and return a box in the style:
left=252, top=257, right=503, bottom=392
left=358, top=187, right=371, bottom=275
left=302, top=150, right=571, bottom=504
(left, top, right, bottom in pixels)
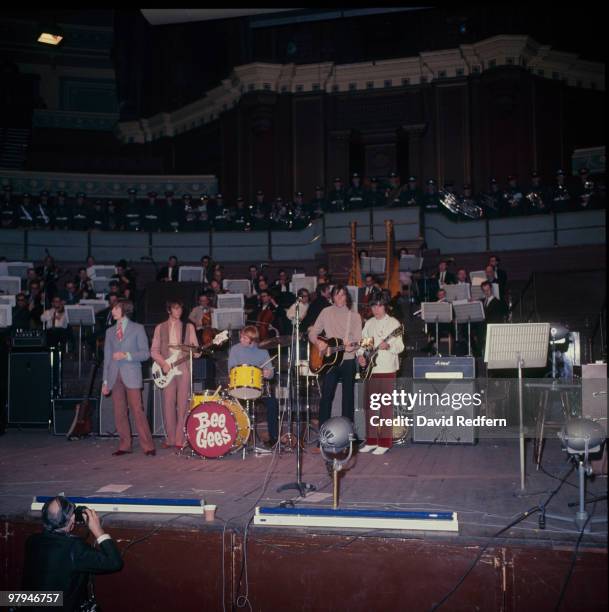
left=413, top=357, right=475, bottom=380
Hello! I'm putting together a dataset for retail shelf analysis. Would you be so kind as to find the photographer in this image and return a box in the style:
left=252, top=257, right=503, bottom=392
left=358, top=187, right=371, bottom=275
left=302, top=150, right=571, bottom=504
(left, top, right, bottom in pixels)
left=22, top=496, right=123, bottom=611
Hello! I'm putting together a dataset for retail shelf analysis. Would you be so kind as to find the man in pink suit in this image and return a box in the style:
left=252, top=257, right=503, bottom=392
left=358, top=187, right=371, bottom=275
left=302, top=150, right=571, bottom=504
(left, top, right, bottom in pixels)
left=151, top=300, right=199, bottom=448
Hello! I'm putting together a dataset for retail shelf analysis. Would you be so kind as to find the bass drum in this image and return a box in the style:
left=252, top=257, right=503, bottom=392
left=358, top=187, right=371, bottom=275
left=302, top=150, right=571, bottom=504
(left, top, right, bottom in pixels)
left=185, top=399, right=251, bottom=458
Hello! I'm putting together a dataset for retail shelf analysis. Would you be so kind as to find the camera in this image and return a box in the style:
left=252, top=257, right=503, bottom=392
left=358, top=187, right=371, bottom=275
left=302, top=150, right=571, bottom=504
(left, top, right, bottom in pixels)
left=74, top=505, right=89, bottom=525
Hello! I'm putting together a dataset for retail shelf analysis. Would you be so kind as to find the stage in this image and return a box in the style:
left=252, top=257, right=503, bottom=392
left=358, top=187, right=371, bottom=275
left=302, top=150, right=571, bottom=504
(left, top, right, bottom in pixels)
left=1, top=428, right=607, bottom=611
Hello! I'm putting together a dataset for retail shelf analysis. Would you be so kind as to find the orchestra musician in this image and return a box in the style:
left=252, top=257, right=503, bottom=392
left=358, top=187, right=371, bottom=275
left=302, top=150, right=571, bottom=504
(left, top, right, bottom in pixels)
left=188, top=291, right=216, bottom=345
left=101, top=299, right=155, bottom=456
left=253, top=288, right=278, bottom=342
left=151, top=300, right=199, bottom=449
left=308, top=285, right=363, bottom=447
left=357, top=292, right=404, bottom=453
left=228, top=326, right=279, bottom=448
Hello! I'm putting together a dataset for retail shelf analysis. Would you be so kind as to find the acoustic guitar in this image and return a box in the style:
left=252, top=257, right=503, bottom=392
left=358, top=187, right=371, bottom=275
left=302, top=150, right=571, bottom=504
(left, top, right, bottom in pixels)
left=66, top=358, right=100, bottom=440
left=309, top=336, right=360, bottom=376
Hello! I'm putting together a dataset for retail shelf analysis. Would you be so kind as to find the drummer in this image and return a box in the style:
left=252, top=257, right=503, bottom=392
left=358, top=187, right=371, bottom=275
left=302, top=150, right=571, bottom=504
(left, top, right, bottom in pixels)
left=228, top=325, right=279, bottom=448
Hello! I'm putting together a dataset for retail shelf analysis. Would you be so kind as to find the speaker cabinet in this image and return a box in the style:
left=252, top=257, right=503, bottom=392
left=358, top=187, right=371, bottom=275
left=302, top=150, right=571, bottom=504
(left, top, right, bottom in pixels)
left=331, top=381, right=366, bottom=439
left=8, top=352, right=51, bottom=426
left=582, top=363, right=607, bottom=475
left=52, top=398, right=99, bottom=435
left=412, top=380, right=477, bottom=445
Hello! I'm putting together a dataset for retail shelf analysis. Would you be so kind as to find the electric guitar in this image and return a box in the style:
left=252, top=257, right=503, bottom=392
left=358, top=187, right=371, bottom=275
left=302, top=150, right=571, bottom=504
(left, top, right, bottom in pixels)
left=309, top=336, right=361, bottom=376
left=66, top=358, right=100, bottom=439
left=152, top=330, right=228, bottom=389
left=360, top=325, right=404, bottom=381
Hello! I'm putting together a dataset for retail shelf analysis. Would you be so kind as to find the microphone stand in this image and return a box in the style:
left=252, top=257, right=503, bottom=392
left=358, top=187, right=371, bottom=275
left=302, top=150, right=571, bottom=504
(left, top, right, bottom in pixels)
left=277, top=299, right=316, bottom=497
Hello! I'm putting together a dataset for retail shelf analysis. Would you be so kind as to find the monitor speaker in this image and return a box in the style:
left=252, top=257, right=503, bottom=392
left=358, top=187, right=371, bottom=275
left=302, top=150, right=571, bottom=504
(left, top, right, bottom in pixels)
left=331, top=381, right=366, bottom=440
left=8, top=352, right=51, bottom=426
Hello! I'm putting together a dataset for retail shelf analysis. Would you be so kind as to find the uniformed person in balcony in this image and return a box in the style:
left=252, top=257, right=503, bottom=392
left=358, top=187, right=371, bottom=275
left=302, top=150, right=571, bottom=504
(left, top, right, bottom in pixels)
left=53, top=191, right=71, bottom=230
left=457, top=184, right=483, bottom=219
left=480, top=178, right=502, bottom=218
left=17, top=192, right=35, bottom=228
left=502, top=175, right=524, bottom=216
left=291, top=191, right=309, bottom=229
left=212, top=193, right=230, bottom=231
left=249, top=189, right=269, bottom=230
left=197, top=194, right=210, bottom=219
left=71, top=193, right=90, bottom=231
left=91, top=199, right=108, bottom=231
left=106, top=199, right=122, bottom=231
left=524, top=171, right=549, bottom=215
left=195, top=208, right=212, bottom=232
left=181, top=193, right=197, bottom=231
left=571, top=167, right=600, bottom=210
left=162, top=191, right=182, bottom=232
left=141, top=191, right=161, bottom=232
left=386, top=171, right=406, bottom=207
left=346, top=172, right=365, bottom=209
left=328, top=177, right=346, bottom=212
left=231, top=196, right=251, bottom=231
left=124, top=188, right=141, bottom=231
left=402, top=176, right=423, bottom=207
left=363, top=177, right=384, bottom=209
left=550, top=170, right=571, bottom=213
left=309, top=185, right=328, bottom=218
left=34, top=190, right=52, bottom=228
left=1, top=185, right=18, bottom=228
left=270, top=196, right=291, bottom=230
left=422, top=179, right=440, bottom=211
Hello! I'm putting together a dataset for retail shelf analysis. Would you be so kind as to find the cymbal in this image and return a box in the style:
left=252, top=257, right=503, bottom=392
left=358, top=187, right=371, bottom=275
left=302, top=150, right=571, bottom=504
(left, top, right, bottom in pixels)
left=259, top=335, right=292, bottom=348
left=168, top=343, right=202, bottom=352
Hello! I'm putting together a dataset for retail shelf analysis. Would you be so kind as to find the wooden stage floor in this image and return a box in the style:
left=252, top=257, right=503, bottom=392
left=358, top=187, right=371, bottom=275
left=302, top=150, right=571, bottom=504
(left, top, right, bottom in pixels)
left=1, top=429, right=606, bottom=548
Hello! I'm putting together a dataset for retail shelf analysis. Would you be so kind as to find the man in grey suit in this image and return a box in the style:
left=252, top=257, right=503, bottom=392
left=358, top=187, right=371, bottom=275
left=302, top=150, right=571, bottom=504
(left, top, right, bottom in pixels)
left=102, top=299, right=156, bottom=456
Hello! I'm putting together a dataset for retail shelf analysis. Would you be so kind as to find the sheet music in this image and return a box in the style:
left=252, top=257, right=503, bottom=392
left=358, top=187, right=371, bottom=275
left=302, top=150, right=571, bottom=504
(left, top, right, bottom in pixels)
left=399, top=255, right=423, bottom=272
left=360, top=256, right=386, bottom=275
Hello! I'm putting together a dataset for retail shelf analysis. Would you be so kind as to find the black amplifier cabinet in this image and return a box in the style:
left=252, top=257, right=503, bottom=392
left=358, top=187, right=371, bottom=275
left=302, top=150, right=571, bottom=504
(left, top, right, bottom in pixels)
left=8, top=352, right=52, bottom=426
left=11, top=329, right=47, bottom=349
left=413, top=357, right=475, bottom=379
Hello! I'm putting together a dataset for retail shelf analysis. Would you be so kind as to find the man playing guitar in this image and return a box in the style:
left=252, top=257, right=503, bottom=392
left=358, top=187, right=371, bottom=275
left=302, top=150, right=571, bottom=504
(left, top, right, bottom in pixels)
left=151, top=300, right=199, bottom=449
left=308, top=285, right=362, bottom=447
left=357, top=292, right=404, bottom=454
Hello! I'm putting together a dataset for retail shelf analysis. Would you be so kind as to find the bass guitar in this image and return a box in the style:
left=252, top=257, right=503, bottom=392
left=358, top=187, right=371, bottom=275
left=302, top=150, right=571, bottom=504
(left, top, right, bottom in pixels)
left=152, top=330, right=229, bottom=389
left=360, top=325, right=403, bottom=381
left=309, top=336, right=360, bottom=376
left=66, top=358, right=100, bottom=440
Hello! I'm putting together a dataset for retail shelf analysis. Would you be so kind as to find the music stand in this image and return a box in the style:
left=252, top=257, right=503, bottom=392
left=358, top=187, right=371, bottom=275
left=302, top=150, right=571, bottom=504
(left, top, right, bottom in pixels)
left=485, top=322, right=550, bottom=490
left=453, top=301, right=484, bottom=356
left=65, top=306, right=96, bottom=379
left=79, top=299, right=108, bottom=314
left=0, top=304, right=11, bottom=328
left=444, top=284, right=471, bottom=302
left=399, top=255, right=423, bottom=272
left=178, top=267, right=204, bottom=283
left=223, top=279, right=251, bottom=295
left=469, top=270, right=486, bottom=285
left=217, top=293, right=245, bottom=310
left=360, top=256, right=386, bottom=275
left=0, top=276, right=21, bottom=296
left=346, top=285, right=359, bottom=312
left=6, top=262, right=32, bottom=279
left=90, top=265, right=116, bottom=279
left=212, top=308, right=245, bottom=331
left=290, top=276, right=316, bottom=295
left=91, top=278, right=112, bottom=294
left=421, top=302, right=453, bottom=356
left=0, top=295, right=16, bottom=307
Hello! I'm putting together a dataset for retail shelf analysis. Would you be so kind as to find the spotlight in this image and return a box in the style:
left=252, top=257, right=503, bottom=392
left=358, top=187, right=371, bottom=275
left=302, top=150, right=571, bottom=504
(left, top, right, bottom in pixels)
left=37, top=24, right=64, bottom=46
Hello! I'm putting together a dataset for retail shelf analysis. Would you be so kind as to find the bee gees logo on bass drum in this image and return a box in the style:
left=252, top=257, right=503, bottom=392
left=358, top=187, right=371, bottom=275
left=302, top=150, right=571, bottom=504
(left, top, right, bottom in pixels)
left=185, top=400, right=251, bottom=458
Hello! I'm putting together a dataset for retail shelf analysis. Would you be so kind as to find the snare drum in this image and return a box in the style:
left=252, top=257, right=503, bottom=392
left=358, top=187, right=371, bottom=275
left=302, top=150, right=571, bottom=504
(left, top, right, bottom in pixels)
left=190, top=389, right=222, bottom=409
left=229, top=365, right=263, bottom=400
left=185, top=399, right=251, bottom=458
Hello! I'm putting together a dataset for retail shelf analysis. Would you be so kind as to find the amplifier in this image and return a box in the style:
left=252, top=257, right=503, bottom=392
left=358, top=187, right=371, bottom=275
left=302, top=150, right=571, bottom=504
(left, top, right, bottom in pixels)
left=11, top=329, right=47, bottom=348
left=412, top=380, right=477, bottom=445
left=331, top=382, right=366, bottom=440
left=582, top=363, right=607, bottom=475
left=8, top=352, right=51, bottom=426
left=413, top=357, right=475, bottom=379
